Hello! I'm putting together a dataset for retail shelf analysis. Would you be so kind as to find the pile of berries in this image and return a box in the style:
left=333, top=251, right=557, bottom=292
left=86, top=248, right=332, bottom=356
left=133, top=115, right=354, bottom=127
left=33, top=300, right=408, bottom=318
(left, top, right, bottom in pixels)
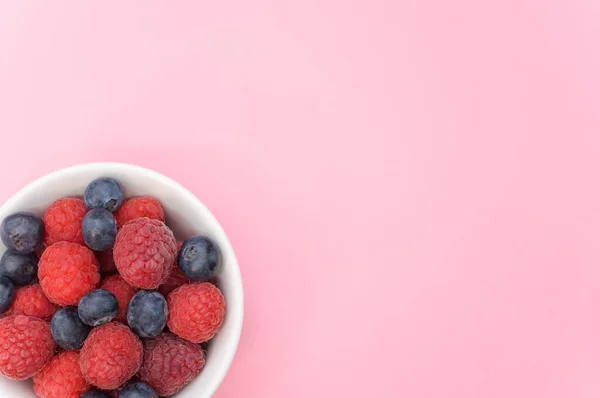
left=0, top=177, right=226, bottom=397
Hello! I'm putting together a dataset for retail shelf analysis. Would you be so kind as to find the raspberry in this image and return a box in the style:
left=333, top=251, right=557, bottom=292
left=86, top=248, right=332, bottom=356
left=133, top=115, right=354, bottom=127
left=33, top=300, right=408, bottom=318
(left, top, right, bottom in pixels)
left=43, top=198, right=87, bottom=246
left=96, top=248, right=117, bottom=274
left=158, top=268, right=190, bottom=297
left=167, top=283, right=226, bottom=343
left=33, top=351, right=90, bottom=398
left=114, top=197, right=164, bottom=228
left=38, top=242, right=100, bottom=306
left=113, top=218, right=176, bottom=289
left=158, top=242, right=190, bottom=297
left=138, top=333, right=205, bottom=396
left=100, top=275, right=137, bottom=323
left=7, top=284, right=58, bottom=320
left=80, top=322, right=143, bottom=390
left=0, top=315, right=56, bottom=380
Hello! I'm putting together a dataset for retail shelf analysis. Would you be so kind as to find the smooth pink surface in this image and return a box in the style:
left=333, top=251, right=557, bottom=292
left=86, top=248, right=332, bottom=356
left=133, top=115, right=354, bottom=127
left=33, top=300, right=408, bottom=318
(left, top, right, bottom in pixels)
left=0, top=1, right=599, bottom=397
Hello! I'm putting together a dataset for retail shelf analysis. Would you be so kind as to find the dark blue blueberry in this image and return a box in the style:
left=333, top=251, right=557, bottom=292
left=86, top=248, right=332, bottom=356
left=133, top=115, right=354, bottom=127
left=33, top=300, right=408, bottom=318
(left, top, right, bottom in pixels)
left=83, top=209, right=117, bottom=251
left=0, top=212, right=44, bottom=254
left=50, top=306, right=91, bottom=350
left=178, top=236, right=221, bottom=281
left=0, top=251, right=38, bottom=286
left=127, top=290, right=168, bottom=338
left=0, top=276, right=15, bottom=314
left=82, top=390, right=110, bottom=398
left=119, top=382, right=158, bottom=398
left=84, top=177, right=125, bottom=212
left=78, top=289, right=118, bottom=326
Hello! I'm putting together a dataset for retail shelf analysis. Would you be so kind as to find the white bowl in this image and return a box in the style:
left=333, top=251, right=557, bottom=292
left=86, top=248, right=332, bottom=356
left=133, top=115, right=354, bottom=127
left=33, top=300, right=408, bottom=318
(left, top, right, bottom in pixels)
left=0, top=162, right=244, bottom=398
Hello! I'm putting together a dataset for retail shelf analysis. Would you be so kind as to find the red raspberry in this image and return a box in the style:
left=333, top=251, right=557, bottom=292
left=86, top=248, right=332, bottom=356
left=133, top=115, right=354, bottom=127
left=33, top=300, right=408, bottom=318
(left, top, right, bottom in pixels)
left=138, top=333, right=206, bottom=396
left=114, top=197, right=164, bottom=228
left=33, top=351, right=90, bottom=398
left=0, top=315, right=56, bottom=380
left=43, top=198, right=87, bottom=246
left=158, top=268, right=190, bottom=297
left=96, top=248, right=117, bottom=275
left=80, top=322, right=143, bottom=390
left=7, top=284, right=58, bottom=320
left=100, top=275, right=137, bottom=322
left=167, top=282, right=226, bottom=343
left=158, top=242, right=190, bottom=297
left=39, top=242, right=100, bottom=306
left=113, top=218, right=176, bottom=289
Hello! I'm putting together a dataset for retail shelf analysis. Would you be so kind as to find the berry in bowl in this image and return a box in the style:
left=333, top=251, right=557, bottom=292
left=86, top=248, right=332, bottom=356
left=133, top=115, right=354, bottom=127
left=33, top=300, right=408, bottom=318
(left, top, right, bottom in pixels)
left=0, top=163, right=243, bottom=398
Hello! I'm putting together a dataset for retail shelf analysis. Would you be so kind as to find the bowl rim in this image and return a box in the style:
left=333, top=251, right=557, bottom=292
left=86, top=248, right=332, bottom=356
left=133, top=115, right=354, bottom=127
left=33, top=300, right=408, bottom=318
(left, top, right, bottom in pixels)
left=0, top=162, right=244, bottom=398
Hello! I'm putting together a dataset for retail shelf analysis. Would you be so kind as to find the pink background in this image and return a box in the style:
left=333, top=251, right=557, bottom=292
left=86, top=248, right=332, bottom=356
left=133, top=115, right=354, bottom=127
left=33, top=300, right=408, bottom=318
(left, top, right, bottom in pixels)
left=0, top=1, right=599, bottom=397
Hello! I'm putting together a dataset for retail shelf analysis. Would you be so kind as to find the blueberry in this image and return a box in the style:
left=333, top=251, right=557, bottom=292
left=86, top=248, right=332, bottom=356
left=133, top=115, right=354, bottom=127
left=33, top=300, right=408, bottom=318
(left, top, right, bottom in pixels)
left=119, top=382, right=158, bottom=398
left=0, top=276, right=15, bottom=314
left=178, top=236, right=221, bottom=281
left=51, top=306, right=91, bottom=350
left=83, top=209, right=117, bottom=251
left=84, top=177, right=125, bottom=212
left=0, top=251, right=38, bottom=285
left=82, top=390, right=110, bottom=398
left=127, top=290, right=168, bottom=338
left=0, top=212, right=44, bottom=254
left=78, top=289, right=118, bottom=326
